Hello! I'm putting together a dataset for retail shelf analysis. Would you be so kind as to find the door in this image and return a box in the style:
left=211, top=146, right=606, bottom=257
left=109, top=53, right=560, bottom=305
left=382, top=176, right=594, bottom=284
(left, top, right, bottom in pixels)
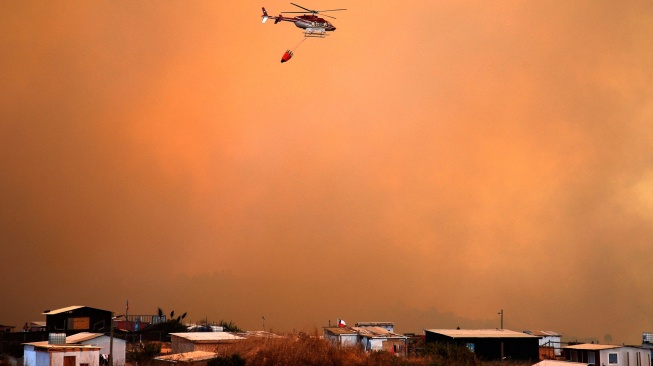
left=64, top=356, right=76, bottom=366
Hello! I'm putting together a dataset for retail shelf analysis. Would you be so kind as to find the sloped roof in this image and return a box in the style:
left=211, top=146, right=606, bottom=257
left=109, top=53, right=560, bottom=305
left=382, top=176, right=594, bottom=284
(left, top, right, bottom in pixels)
left=155, top=351, right=219, bottom=363
left=66, top=332, right=105, bottom=343
left=524, top=330, right=562, bottom=337
left=24, top=341, right=101, bottom=351
left=425, top=329, right=540, bottom=339
left=43, top=306, right=86, bottom=315
left=324, top=327, right=358, bottom=336
left=324, top=326, right=406, bottom=339
left=564, top=343, right=620, bottom=350
left=533, top=361, right=590, bottom=366
left=170, top=332, right=245, bottom=342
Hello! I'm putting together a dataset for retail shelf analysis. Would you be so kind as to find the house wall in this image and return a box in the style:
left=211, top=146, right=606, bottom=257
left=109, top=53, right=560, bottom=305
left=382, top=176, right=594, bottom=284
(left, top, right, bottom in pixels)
left=81, top=337, right=126, bottom=366
left=599, top=347, right=651, bottom=366
left=565, top=346, right=652, bottom=366
left=46, top=308, right=112, bottom=334
left=49, top=350, right=99, bottom=366
left=171, top=337, right=195, bottom=354
left=425, top=332, right=539, bottom=362
left=23, top=345, right=36, bottom=366
left=26, top=349, right=99, bottom=366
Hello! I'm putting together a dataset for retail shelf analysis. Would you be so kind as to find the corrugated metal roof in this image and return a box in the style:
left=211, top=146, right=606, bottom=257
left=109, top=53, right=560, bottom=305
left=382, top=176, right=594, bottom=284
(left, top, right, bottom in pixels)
left=325, top=327, right=406, bottom=339
left=170, top=332, right=245, bottom=342
left=155, top=351, right=219, bottom=363
left=324, top=327, right=358, bottom=336
left=43, top=306, right=86, bottom=315
left=425, top=329, right=540, bottom=339
left=24, top=341, right=101, bottom=351
left=563, top=344, right=620, bottom=350
left=524, top=330, right=562, bottom=337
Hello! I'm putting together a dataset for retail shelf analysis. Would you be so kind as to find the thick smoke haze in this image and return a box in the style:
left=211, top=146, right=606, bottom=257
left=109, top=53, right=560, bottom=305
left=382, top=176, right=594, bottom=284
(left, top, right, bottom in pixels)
left=1, top=1, right=652, bottom=344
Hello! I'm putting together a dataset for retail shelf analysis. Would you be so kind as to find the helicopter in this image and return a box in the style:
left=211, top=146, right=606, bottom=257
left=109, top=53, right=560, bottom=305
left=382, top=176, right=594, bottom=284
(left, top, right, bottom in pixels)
left=261, top=3, right=346, bottom=38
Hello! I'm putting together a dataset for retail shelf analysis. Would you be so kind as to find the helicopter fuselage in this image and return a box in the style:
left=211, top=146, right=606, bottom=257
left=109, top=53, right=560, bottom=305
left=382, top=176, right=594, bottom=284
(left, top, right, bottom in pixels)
left=293, top=15, right=336, bottom=31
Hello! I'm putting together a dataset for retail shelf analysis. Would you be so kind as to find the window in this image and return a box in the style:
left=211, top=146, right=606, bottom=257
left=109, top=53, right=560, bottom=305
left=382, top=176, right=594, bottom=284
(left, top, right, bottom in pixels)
left=588, top=351, right=595, bottom=365
left=571, top=350, right=578, bottom=362
left=466, top=343, right=475, bottom=353
left=609, top=353, right=618, bottom=364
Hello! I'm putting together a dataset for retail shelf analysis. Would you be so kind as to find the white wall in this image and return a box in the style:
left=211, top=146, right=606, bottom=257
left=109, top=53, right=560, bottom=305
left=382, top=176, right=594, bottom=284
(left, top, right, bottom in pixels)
left=600, top=347, right=651, bottom=366
left=80, top=336, right=125, bottom=366
left=25, top=349, right=99, bottom=366
left=23, top=345, right=36, bottom=366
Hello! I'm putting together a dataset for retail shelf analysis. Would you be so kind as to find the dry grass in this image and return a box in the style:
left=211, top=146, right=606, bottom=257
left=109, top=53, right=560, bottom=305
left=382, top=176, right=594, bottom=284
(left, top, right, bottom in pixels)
left=209, top=336, right=533, bottom=366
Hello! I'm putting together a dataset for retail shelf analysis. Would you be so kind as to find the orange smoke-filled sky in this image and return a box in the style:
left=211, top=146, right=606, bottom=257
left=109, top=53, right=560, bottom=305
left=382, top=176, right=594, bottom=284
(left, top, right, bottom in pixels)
left=1, top=0, right=653, bottom=344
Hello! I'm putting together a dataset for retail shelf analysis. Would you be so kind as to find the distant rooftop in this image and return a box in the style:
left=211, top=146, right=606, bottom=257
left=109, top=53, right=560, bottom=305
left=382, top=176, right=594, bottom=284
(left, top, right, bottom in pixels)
left=563, top=343, right=621, bottom=350
left=43, top=306, right=86, bottom=315
left=425, top=329, right=540, bottom=339
left=170, top=332, right=245, bottom=342
left=155, top=351, right=219, bottom=363
left=524, top=330, right=562, bottom=337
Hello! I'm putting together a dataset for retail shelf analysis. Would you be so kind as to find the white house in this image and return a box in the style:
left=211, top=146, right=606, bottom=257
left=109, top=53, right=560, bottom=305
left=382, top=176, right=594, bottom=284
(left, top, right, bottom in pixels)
left=323, top=326, right=408, bottom=355
left=23, top=342, right=100, bottom=366
left=66, top=333, right=126, bottom=366
left=563, top=343, right=652, bottom=366
left=24, top=333, right=125, bottom=366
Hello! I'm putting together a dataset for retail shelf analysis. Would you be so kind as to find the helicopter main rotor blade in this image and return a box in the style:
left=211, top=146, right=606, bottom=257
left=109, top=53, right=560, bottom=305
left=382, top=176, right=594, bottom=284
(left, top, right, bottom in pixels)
left=317, top=8, right=347, bottom=12
left=290, top=3, right=313, bottom=13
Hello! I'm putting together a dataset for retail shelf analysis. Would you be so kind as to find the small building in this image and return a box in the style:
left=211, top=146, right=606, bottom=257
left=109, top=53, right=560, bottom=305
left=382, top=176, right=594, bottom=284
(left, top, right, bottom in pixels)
left=424, top=328, right=540, bottom=362
left=524, top=330, right=563, bottom=358
left=43, top=306, right=112, bottom=335
left=154, top=351, right=219, bottom=366
left=169, top=333, right=245, bottom=354
left=562, top=343, right=652, bottom=366
left=323, top=327, right=359, bottom=348
left=355, top=327, right=407, bottom=354
left=323, top=326, right=408, bottom=355
left=66, top=332, right=126, bottom=366
left=29, top=322, right=47, bottom=332
left=23, top=340, right=100, bottom=366
left=1, top=324, right=16, bottom=333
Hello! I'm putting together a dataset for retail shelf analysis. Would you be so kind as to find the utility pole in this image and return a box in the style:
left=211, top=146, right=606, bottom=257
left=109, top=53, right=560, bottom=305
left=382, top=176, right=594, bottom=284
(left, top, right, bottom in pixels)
left=498, top=309, right=504, bottom=362
left=110, top=313, right=124, bottom=366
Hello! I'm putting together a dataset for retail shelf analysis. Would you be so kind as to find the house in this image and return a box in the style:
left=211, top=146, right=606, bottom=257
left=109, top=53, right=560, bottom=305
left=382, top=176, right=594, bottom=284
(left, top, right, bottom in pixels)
left=1, top=324, right=16, bottom=333
left=23, top=338, right=101, bottom=366
left=424, top=328, right=540, bottom=362
left=524, top=330, right=563, bottom=358
left=323, top=326, right=408, bottom=355
left=169, top=333, right=245, bottom=354
left=24, top=332, right=126, bottom=366
left=43, top=306, right=112, bottom=335
left=66, top=333, right=126, bottom=366
left=355, top=327, right=408, bottom=354
left=29, top=322, right=47, bottom=332
left=154, top=351, right=219, bottom=366
left=562, top=343, right=652, bottom=366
